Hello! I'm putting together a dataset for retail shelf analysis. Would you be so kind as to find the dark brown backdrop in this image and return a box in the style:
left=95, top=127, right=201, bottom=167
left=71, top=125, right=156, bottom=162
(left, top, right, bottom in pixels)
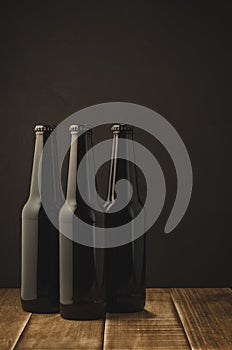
left=0, top=0, right=231, bottom=287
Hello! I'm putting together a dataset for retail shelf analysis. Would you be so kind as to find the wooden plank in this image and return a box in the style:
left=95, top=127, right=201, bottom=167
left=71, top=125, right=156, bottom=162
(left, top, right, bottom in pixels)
left=171, top=288, right=232, bottom=350
left=0, top=289, right=31, bottom=350
left=15, top=313, right=104, bottom=349
left=0, top=288, right=22, bottom=306
left=103, top=288, right=191, bottom=350
left=1, top=288, right=231, bottom=350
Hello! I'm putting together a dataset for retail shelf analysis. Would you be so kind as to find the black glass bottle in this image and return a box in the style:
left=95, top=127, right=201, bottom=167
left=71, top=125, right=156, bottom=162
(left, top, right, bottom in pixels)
left=21, top=125, right=60, bottom=313
left=105, top=124, right=146, bottom=313
left=59, top=125, right=105, bottom=320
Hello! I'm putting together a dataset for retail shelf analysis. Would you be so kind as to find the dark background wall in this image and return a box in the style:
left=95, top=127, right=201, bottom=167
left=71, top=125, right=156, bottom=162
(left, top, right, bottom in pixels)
left=0, top=1, right=231, bottom=287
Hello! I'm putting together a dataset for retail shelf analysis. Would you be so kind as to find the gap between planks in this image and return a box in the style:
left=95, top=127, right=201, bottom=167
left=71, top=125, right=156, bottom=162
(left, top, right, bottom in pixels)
left=0, top=289, right=32, bottom=350
left=170, top=288, right=232, bottom=350
left=103, top=288, right=191, bottom=350
left=1, top=288, right=231, bottom=350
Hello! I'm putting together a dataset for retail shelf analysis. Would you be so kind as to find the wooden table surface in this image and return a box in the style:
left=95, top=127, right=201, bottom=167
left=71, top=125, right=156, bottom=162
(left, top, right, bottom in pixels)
left=0, top=288, right=231, bottom=350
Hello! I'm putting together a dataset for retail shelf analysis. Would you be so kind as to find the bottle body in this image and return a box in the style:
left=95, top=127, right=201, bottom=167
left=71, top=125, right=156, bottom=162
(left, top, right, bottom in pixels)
left=59, top=208, right=105, bottom=319
left=106, top=209, right=146, bottom=313
left=21, top=206, right=59, bottom=312
left=59, top=126, right=105, bottom=320
left=21, top=125, right=59, bottom=313
left=105, top=125, right=146, bottom=313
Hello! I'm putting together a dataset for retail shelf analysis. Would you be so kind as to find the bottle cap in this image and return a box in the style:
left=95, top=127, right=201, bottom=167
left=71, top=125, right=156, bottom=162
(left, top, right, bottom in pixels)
left=111, top=124, right=132, bottom=133
left=69, top=125, right=78, bottom=134
left=69, top=124, right=92, bottom=134
left=34, top=125, right=56, bottom=134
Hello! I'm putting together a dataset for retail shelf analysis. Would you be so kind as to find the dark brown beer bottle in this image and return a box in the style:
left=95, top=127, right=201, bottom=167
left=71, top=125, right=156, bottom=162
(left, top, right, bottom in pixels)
left=21, top=125, right=60, bottom=313
left=105, top=124, right=146, bottom=313
left=59, top=125, right=105, bottom=320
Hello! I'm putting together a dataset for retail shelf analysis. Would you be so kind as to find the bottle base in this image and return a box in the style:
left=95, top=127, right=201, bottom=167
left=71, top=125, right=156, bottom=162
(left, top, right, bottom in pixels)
left=60, top=300, right=106, bottom=320
left=21, top=298, right=59, bottom=313
left=106, top=295, right=145, bottom=313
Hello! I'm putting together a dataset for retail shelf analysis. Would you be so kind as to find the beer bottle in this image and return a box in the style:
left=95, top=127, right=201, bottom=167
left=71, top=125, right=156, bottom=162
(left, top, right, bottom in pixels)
left=59, top=125, right=105, bottom=319
left=21, top=125, right=60, bottom=313
left=105, top=124, right=146, bottom=312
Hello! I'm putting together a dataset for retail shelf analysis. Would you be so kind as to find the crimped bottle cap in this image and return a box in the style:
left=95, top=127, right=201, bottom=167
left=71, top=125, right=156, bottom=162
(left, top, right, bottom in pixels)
left=34, top=125, right=56, bottom=134
left=69, top=124, right=92, bottom=134
left=111, top=124, right=132, bottom=133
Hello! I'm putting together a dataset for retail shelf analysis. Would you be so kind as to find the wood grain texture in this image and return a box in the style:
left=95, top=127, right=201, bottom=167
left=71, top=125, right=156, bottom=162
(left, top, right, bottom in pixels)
left=15, top=313, right=104, bottom=350
left=171, top=288, right=232, bottom=350
left=103, top=288, right=191, bottom=349
left=0, top=288, right=22, bottom=306
left=0, top=289, right=31, bottom=350
left=1, top=288, right=231, bottom=350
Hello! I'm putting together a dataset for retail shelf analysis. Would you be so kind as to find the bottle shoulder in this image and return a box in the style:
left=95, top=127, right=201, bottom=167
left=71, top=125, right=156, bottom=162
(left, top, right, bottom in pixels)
left=105, top=200, right=143, bottom=217
left=22, top=197, right=42, bottom=219
left=59, top=201, right=104, bottom=225
left=23, top=196, right=62, bottom=219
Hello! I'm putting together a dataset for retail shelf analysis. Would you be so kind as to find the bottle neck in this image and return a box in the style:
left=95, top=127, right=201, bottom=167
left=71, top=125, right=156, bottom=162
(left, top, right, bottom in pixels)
left=29, top=133, right=44, bottom=200
left=66, top=132, right=96, bottom=205
left=29, top=131, right=60, bottom=206
left=107, top=132, right=139, bottom=203
left=66, top=133, right=78, bottom=203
